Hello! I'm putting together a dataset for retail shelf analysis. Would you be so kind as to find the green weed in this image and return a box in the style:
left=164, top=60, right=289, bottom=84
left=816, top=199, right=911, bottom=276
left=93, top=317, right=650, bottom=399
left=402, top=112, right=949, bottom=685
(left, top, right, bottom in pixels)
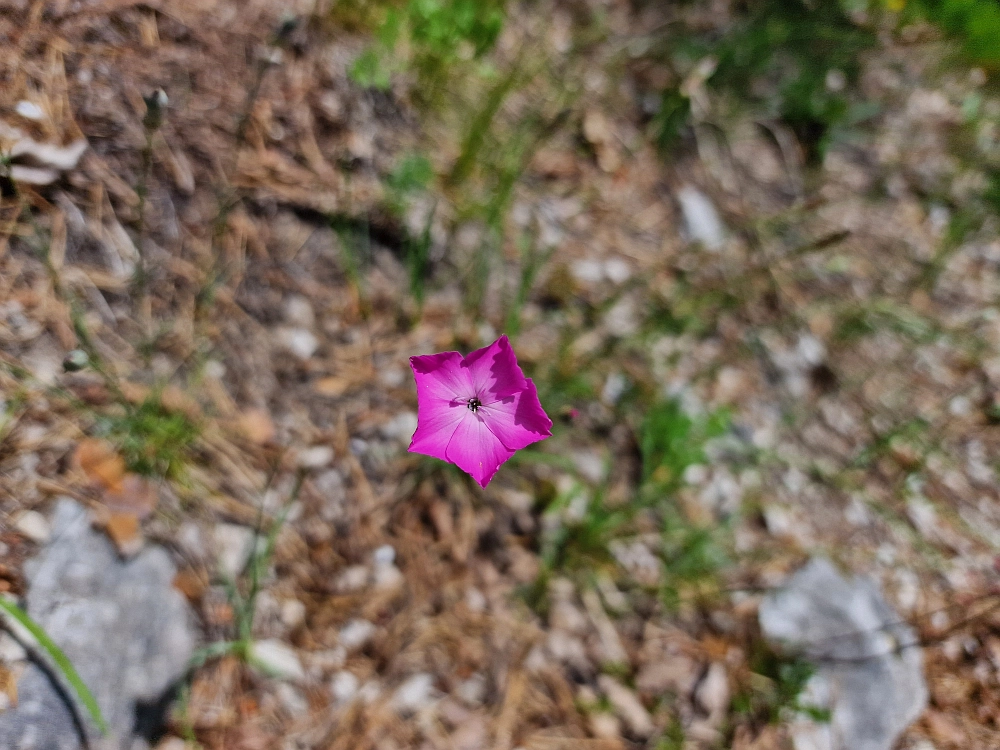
left=527, top=396, right=732, bottom=617
left=93, top=395, right=199, bottom=480
left=386, top=153, right=435, bottom=212
left=191, top=473, right=303, bottom=675
left=0, top=598, right=107, bottom=734
left=349, top=0, right=505, bottom=103
left=640, top=400, right=730, bottom=488
left=504, top=234, right=553, bottom=337
left=331, top=216, right=374, bottom=318
left=539, top=484, right=629, bottom=572
left=907, top=0, right=1000, bottom=65
left=733, top=646, right=830, bottom=725
left=832, top=298, right=936, bottom=343
left=654, top=721, right=687, bottom=750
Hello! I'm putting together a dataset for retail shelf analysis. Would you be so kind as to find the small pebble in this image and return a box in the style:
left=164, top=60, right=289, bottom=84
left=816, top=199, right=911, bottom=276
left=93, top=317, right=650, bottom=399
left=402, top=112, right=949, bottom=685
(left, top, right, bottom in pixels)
left=358, top=680, right=381, bottom=704
left=464, top=587, right=487, bottom=613
left=0, top=631, right=28, bottom=662
left=372, top=544, right=396, bottom=567
left=213, top=523, right=255, bottom=579
left=14, top=510, right=50, bottom=543
left=335, top=565, right=370, bottom=593
left=277, top=328, right=319, bottom=360
left=297, top=445, right=334, bottom=468
left=677, top=185, right=725, bottom=251
left=379, top=412, right=418, bottom=442
left=392, top=672, right=437, bottom=714
left=455, top=673, right=486, bottom=707
left=589, top=712, right=622, bottom=740
left=280, top=599, right=307, bottom=629
left=275, top=682, right=309, bottom=716
left=250, top=639, right=305, bottom=681
left=339, top=619, right=376, bottom=651
left=307, top=646, right=346, bottom=677
left=284, top=296, right=315, bottom=328
left=373, top=563, right=404, bottom=592
left=598, top=675, right=654, bottom=738
left=378, top=368, right=406, bottom=388
left=695, top=662, right=730, bottom=716
left=330, top=670, right=359, bottom=704
left=15, top=100, right=45, bottom=121
left=603, top=257, right=631, bottom=284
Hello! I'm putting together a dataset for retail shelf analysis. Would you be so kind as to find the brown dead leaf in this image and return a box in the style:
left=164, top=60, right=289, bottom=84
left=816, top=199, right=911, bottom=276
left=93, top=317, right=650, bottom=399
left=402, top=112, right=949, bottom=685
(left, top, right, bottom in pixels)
left=102, top=512, right=143, bottom=557
left=0, top=664, right=17, bottom=709
left=74, top=438, right=126, bottom=491
left=700, top=635, right=731, bottom=662
left=237, top=408, right=275, bottom=444
left=204, top=600, right=235, bottom=629
left=173, top=568, right=208, bottom=602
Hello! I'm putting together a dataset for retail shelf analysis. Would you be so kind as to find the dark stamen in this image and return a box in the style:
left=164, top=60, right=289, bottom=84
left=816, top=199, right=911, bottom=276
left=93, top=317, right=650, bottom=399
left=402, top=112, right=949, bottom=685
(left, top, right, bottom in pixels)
left=468, top=397, right=482, bottom=413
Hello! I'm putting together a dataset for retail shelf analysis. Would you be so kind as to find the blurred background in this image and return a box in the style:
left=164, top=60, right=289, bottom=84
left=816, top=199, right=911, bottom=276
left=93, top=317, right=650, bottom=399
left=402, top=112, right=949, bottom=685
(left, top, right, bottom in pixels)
left=1, top=0, right=1000, bottom=748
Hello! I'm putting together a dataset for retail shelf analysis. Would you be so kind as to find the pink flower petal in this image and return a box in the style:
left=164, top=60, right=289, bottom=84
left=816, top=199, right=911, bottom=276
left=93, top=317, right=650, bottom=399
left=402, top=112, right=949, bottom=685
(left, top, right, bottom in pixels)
left=445, top=411, right=515, bottom=488
left=409, top=401, right=469, bottom=461
left=463, top=335, right=527, bottom=401
left=479, top=378, right=553, bottom=451
left=410, top=351, right=475, bottom=402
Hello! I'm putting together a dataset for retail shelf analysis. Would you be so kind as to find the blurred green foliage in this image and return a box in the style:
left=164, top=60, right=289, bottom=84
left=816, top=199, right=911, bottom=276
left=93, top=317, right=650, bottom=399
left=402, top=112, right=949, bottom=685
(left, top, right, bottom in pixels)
left=640, top=401, right=732, bottom=608
left=349, top=0, right=506, bottom=100
left=640, top=400, right=729, bottom=487
left=650, top=0, right=1000, bottom=160
left=95, top=396, right=199, bottom=479
left=386, top=153, right=434, bottom=204
left=652, top=0, right=878, bottom=160
left=733, top=646, right=831, bottom=725
left=908, top=0, right=1000, bottom=65
left=527, top=397, right=732, bottom=614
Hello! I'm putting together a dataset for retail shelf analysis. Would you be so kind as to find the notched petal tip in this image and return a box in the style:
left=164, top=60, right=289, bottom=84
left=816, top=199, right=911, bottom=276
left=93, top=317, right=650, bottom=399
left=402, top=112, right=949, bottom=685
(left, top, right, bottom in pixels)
left=465, top=334, right=527, bottom=401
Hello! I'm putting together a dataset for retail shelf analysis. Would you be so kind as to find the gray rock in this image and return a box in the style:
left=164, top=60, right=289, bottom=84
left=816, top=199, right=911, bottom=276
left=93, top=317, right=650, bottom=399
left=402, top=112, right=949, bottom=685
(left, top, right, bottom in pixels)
left=676, top=185, right=726, bottom=251
left=0, top=499, right=195, bottom=750
left=759, top=558, right=927, bottom=750
left=14, top=510, right=51, bottom=544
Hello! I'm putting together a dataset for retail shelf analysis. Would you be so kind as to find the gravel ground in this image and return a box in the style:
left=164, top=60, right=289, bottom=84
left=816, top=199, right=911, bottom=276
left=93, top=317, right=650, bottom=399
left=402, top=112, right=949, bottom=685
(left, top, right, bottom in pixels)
left=1, top=1, right=1000, bottom=749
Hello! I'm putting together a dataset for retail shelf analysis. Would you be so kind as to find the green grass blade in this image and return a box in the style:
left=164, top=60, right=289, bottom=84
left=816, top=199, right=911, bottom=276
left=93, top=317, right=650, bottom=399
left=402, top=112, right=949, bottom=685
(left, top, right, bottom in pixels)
left=0, top=598, right=107, bottom=734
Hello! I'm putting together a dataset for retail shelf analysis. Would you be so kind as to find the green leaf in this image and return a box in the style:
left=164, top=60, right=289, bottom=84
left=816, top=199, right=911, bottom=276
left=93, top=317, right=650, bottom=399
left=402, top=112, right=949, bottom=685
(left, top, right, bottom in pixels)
left=349, top=47, right=393, bottom=90
left=0, top=597, right=107, bottom=734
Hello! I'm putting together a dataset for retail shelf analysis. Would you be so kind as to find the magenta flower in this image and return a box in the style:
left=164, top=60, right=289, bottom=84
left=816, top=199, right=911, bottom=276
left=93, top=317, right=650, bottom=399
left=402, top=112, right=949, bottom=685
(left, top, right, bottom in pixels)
left=409, top=335, right=552, bottom=487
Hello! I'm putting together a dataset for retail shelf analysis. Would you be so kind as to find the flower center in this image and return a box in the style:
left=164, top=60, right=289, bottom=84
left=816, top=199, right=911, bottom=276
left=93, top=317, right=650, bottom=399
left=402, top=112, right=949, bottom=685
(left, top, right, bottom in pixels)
left=467, top=397, right=482, bottom=413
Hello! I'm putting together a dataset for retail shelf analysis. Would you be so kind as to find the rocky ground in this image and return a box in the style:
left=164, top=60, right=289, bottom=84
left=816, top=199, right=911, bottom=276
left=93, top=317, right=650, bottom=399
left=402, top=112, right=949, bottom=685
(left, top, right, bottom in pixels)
left=1, top=1, right=1000, bottom=749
